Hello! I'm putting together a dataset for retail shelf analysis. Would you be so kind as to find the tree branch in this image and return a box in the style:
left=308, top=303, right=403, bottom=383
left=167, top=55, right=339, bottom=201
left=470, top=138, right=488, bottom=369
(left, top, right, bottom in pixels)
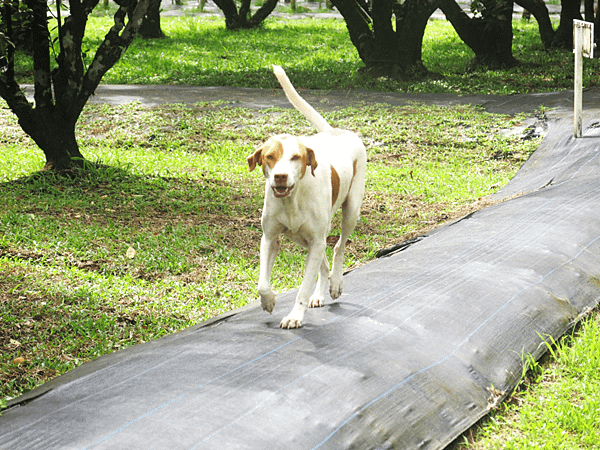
left=329, top=0, right=374, bottom=64
left=24, top=0, right=53, bottom=109
left=77, top=0, right=149, bottom=115
left=239, top=0, right=251, bottom=22
left=53, top=0, right=91, bottom=114
left=249, top=0, right=279, bottom=27
left=0, top=78, right=33, bottom=125
left=514, top=0, right=554, bottom=49
left=0, top=0, right=16, bottom=81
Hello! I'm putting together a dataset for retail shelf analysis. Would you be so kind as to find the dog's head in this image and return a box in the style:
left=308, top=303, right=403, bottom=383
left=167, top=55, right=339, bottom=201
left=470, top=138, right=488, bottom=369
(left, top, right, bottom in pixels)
left=247, top=135, right=318, bottom=199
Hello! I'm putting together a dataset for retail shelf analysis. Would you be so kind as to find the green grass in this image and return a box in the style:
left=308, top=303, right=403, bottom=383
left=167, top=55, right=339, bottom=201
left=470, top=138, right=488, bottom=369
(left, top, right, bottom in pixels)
left=459, top=314, right=600, bottom=449
left=0, top=98, right=538, bottom=401
left=12, top=16, right=600, bottom=94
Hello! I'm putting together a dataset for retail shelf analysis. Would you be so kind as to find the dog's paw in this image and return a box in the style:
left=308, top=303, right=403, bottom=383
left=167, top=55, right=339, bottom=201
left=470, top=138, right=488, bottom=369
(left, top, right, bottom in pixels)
left=260, top=292, right=276, bottom=314
left=329, top=276, right=343, bottom=299
left=280, top=315, right=303, bottom=329
left=308, top=295, right=325, bottom=308
left=280, top=307, right=304, bottom=329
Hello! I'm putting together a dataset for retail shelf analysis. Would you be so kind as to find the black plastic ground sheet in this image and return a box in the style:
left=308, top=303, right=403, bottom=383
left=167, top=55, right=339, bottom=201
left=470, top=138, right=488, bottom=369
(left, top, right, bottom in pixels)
left=2, top=113, right=600, bottom=449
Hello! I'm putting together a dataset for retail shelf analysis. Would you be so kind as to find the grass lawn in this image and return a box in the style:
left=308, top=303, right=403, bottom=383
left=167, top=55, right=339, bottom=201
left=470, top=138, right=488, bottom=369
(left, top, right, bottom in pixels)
left=10, top=14, right=600, bottom=94
left=102, top=17, right=599, bottom=94
left=2, top=12, right=600, bottom=448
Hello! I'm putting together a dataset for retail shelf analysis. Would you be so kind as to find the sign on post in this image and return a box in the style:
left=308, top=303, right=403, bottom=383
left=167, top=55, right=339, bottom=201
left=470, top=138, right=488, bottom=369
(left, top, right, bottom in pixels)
left=573, top=20, right=594, bottom=138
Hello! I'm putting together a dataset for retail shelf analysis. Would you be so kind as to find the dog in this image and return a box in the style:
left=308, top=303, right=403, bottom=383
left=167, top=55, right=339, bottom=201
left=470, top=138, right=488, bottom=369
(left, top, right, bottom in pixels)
left=247, top=66, right=366, bottom=329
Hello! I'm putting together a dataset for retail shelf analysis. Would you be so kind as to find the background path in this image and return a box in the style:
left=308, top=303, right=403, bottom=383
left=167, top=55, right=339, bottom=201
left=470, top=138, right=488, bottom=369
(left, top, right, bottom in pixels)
left=77, top=84, right=593, bottom=116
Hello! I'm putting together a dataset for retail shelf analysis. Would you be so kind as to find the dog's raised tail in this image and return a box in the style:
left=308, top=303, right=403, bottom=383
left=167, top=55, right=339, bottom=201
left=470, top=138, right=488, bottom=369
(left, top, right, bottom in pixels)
left=272, top=65, right=333, bottom=133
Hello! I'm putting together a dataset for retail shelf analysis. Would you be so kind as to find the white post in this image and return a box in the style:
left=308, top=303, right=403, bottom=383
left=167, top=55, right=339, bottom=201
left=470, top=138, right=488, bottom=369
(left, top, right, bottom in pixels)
left=573, top=20, right=594, bottom=138
left=574, top=22, right=583, bottom=138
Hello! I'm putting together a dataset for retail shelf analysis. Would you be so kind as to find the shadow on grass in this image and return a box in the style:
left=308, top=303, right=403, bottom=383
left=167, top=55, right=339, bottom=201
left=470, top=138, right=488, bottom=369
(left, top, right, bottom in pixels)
left=3, top=161, right=260, bottom=219
left=0, top=162, right=263, bottom=279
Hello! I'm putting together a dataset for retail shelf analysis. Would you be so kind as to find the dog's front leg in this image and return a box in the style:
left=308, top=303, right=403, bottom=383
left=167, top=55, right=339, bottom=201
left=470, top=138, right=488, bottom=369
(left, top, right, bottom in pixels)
left=308, top=256, right=329, bottom=308
left=258, top=233, right=280, bottom=314
left=280, top=241, right=326, bottom=329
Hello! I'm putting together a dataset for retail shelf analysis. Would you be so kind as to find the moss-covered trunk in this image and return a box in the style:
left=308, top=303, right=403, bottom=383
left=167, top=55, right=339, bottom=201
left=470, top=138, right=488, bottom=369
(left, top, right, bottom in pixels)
left=440, top=0, right=518, bottom=69
left=331, top=0, right=440, bottom=78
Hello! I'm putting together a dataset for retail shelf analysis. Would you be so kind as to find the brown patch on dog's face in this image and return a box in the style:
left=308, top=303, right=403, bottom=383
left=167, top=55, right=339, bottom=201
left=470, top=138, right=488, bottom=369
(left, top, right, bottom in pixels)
left=248, top=138, right=284, bottom=173
left=262, top=139, right=284, bottom=171
left=330, top=165, right=340, bottom=206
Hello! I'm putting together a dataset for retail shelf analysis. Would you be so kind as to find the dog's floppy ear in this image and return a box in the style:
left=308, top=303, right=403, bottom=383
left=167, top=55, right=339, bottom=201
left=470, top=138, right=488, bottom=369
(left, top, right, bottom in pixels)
left=247, top=145, right=264, bottom=172
left=305, top=147, right=318, bottom=176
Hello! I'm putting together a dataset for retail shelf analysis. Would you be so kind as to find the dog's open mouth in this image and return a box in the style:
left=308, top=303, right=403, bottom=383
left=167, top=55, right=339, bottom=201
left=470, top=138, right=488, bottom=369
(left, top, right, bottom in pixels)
left=272, top=185, right=295, bottom=198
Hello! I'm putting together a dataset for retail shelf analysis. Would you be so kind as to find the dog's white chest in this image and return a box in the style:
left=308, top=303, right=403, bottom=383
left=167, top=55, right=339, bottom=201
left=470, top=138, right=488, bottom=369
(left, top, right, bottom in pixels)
left=275, top=208, right=305, bottom=234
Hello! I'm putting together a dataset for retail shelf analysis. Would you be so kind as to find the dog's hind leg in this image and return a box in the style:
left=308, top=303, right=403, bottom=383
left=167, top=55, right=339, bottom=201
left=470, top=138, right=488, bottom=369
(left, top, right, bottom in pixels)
left=330, top=187, right=363, bottom=299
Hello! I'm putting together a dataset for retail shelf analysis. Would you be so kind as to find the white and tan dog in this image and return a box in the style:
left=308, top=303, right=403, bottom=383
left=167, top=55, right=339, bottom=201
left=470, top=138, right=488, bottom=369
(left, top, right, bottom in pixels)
left=248, top=66, right=366, bottom=329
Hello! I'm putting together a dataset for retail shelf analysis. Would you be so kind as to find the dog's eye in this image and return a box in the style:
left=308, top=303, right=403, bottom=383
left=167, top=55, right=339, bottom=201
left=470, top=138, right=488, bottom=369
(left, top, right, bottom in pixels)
left=291, top=155, right=301, bottom=161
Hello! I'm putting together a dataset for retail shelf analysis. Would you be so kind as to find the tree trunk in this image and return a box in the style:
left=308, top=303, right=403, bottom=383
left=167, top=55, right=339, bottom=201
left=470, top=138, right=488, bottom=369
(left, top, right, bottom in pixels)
left=440, top=0, right=518, bottom=69
left=369, top=0, right=397, bottom=68
left=331, top=0, right=440, bottom=77
left=137, top=0, right=166, bottom=39
left=212, top=0, right=240, bottom=29
left=596, top=6, right=600, bottom=47
left=394, top=0, right=440, bottom=75
left=514, top=0, right=555, bottom=49
left=21, top=113, right=84, bottom=170
left=213, top=0, right=279, bottom=30
left=552, top=0, right=583, bottom=49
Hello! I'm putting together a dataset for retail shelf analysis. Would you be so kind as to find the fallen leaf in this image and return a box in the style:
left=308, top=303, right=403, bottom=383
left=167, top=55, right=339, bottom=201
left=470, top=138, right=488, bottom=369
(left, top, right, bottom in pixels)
left=126, top=247, right=136, bottom=259
left=14, top=357, right=25, bottom=365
